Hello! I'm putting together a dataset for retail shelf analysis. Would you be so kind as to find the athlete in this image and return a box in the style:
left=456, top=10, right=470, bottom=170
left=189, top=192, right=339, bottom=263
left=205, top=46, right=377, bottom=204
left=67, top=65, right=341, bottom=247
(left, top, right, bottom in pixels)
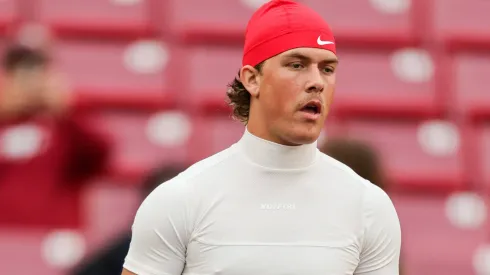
left=122, top=0, right=401, bottom=274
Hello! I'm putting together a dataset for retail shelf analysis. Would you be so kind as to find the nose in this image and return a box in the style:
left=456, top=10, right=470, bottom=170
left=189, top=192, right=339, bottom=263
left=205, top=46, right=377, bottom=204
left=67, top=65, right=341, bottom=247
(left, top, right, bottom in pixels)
left=305, top=68, right=324, bottom=93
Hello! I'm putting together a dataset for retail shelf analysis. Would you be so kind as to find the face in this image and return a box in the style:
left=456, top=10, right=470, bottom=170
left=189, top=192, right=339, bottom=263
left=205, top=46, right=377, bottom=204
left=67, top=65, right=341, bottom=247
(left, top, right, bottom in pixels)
left=12, top=66, right=48, bottom=95
left=2, top=66, right=49, bottom=115
left=241, top=47, right=338, bottom=145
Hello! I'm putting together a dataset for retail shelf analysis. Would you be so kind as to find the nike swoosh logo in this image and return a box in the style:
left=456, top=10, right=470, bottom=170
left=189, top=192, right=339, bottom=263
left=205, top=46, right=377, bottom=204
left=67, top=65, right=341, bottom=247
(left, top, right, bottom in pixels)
left=317, top=36, right=334, bottom=46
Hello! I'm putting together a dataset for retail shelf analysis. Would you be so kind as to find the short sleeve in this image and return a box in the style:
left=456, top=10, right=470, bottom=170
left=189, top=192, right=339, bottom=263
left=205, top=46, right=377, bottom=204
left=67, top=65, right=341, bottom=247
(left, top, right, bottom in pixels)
left=123, top=178, right=194, bottom=275
left=355, top=183, right=402, bottom=275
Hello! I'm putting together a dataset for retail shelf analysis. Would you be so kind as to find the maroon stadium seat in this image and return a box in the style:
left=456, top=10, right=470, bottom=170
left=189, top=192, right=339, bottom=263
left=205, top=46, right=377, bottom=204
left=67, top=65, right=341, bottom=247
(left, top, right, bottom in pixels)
left=343, top=119, right=466, bottom=193
left=392, top=195, right=488, bottom=275
left=186, top=45, right=242, bottom=113
left=54, top=39, right=178, bottom=110
left=302, top=0, right=419, bottom=46
left=334, top=49, right=440, bottom=118
left=432, top=0, right=490, bottom=49
left=0, top=229, right=64, bottom=275
left=452, top=52, right=490, bottom=119
left=166, top=0, right=258, bottom=43
left=36, top=0, right=153, bottom=39
left=84, top=110, right=191, bottom=180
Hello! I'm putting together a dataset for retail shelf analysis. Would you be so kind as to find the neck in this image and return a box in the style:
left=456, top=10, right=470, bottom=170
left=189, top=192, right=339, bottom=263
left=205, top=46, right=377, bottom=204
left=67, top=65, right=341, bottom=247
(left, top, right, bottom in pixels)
left=237, top=128, right=318, bottom=169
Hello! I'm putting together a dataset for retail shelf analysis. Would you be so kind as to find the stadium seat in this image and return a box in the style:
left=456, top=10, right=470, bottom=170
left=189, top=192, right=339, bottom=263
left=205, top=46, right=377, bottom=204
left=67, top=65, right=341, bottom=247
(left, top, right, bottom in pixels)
left=186, top=45, right=242, bottom=113
left=54, top=39, right=178, bottom=110
left=392, top=194, right=488, bottom=275
left=80, top=181, right=139, bottom=253
left=432, top=0, right=490, bottom=49
left=36, top=0, right=153, bottom=39
left=452, top=52, right=490, bottom=119
left=0, top=229, right=65, bottom=275
left=302, top=0, right=419, bottom=46
left=166, top=0, right=260, bottom=43
left=333, top=48, right=440, bottom=118
left=189, top=115, right=245, bottom=162
left=0, top=0, right=16, bottom=35
left=343, top=119, right=466, bottom=193
left=84, top=110, right=191, bottom=180
left=477, top=124, right=490, bottom=193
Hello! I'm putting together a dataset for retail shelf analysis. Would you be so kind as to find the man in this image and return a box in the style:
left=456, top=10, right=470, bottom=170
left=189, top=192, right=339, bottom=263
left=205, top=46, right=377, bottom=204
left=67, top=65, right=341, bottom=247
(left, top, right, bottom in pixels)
left=122, top=1, right=401, bottom=274
left=0, top=45, right=109, bottom=227
left=71, top=165, right=185, bottom=275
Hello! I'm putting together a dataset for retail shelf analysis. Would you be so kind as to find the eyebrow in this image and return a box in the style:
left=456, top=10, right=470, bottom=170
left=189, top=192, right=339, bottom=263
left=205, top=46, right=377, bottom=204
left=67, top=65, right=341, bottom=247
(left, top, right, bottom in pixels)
left=283, top=52, right=339, bottom=64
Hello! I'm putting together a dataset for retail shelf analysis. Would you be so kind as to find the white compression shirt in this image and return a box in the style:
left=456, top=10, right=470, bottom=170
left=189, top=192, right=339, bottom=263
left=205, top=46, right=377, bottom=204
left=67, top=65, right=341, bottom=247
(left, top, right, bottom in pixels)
left=123, top=128, right=401, bottom=275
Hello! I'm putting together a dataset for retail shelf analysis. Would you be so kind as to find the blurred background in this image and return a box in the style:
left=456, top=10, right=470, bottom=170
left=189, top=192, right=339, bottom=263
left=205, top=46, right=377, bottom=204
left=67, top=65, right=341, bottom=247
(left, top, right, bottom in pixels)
left=0, top=0, right=489, bottom=274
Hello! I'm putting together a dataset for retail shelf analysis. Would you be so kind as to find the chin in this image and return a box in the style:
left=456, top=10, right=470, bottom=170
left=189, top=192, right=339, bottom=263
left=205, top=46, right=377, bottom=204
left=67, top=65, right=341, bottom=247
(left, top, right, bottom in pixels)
left=284, top=125, right=322, bottom=145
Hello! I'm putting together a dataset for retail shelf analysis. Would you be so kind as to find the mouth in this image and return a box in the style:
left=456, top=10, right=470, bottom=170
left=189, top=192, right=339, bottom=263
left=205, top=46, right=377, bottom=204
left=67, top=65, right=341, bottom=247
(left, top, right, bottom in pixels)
left=300, top=100, right=322, bottom=115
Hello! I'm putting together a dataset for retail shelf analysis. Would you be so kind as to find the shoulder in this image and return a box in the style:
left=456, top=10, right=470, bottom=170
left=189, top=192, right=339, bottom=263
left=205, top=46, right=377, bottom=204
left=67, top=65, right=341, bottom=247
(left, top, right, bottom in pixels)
left=145, top=145, right=240, bottom=203
left=317, top=151, right=376, bottom=191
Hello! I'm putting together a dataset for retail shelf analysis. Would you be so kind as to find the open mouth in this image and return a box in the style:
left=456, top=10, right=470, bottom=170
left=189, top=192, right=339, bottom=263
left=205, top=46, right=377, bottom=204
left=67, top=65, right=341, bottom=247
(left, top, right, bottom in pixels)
left=300, top=101, right=321, bottom=115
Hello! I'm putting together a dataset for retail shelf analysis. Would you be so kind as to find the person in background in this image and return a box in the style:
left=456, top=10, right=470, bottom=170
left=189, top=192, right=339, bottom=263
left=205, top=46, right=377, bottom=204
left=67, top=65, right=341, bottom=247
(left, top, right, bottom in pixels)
left=0, top=44, right=110, bottom=227
left=319, top=138, right=386, bottom=190
left=70, top=165, right=185, bottom=275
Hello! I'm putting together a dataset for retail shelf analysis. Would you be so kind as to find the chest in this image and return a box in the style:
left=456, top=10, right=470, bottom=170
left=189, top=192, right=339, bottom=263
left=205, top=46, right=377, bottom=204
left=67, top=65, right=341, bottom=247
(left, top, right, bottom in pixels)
left=184, top=178, right=363, bottom=275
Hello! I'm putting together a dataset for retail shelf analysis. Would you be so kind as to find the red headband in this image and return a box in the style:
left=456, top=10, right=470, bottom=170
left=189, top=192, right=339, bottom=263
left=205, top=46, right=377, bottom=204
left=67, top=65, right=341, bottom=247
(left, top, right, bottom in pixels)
left=242, top=0, right=336, bottom=67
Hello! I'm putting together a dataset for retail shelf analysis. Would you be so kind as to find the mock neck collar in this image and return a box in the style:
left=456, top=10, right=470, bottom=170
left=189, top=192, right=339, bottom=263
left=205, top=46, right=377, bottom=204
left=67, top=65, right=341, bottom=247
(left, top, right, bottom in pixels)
left=237, top=128, right=318, bottom=169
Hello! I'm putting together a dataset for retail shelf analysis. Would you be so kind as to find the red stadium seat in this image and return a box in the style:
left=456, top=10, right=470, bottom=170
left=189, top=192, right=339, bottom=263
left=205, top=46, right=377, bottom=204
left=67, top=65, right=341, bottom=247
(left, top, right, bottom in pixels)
left=452, top=52, right=490, bottom=119
left=0, top=0, right=16, bottom=35
left=334, top=48, right=440, bottom=118
left=0, top=229, right=65, bottom=275
left=343, top=119, right=466, bottom=193
left=36, top=0, right=153, bottom=39
left=186, top=45, right=241, bottom=113
left=189, top=115, right=245, bottom=162
left=54, top=39, right=178, bottom=110
left=81, top=181, right=139, bottom=253
left=166, top=0, right=262, bottom=43
left=432, top=0, right=490, bottom=49
left=302, top=0, right=419, bottom=46
left=84, top=110, right=191, bottom=180
left=477, top=124, right=490, bottom=193
left=392, top=195, right=488, bottom=275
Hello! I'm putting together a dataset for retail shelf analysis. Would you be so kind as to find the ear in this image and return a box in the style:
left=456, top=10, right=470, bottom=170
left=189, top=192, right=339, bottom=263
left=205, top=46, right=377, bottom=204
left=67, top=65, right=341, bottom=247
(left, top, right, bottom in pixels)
left=239, top=65, right=260, bottom=97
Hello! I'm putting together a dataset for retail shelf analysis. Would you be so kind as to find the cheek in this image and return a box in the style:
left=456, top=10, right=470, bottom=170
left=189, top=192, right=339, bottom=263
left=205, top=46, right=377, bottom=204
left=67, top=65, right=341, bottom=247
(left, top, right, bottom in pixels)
left=267, top=78, right=300, bottom=115
left=324, top=77, right=336, bottom=103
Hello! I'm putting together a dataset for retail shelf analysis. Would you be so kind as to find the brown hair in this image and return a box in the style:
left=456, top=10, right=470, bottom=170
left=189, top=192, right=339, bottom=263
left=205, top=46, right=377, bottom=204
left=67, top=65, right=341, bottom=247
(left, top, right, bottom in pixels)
left=320, top=138, right=386, bottom=190
left=2, top=45, right=49, bottom=72
left=226, top=62, right=263, bottom=124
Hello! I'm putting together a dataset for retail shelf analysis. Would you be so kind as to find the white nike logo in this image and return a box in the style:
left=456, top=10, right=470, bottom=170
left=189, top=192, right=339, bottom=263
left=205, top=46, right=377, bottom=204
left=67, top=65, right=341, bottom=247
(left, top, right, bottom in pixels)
left=317, top=36, right=334, bottom=46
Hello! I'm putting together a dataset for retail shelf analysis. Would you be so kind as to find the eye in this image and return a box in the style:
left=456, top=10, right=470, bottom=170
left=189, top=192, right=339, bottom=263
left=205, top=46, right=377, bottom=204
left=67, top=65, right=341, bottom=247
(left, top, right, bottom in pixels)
left=322, top=66, right=335, bottom=74
left=288, top=62, right=304, bottom=70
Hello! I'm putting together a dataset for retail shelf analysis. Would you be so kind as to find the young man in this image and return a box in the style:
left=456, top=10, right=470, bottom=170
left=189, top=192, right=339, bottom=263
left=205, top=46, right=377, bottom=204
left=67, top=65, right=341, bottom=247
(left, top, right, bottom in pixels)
left=122, top=1, right=401, bottom=274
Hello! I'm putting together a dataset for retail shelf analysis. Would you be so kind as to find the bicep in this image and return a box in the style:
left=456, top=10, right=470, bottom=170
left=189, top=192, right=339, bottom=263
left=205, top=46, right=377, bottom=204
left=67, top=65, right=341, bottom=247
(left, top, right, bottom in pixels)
left=355, top=184, right=401, bottom=274
left=123, top=181, right=192, bottom=275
